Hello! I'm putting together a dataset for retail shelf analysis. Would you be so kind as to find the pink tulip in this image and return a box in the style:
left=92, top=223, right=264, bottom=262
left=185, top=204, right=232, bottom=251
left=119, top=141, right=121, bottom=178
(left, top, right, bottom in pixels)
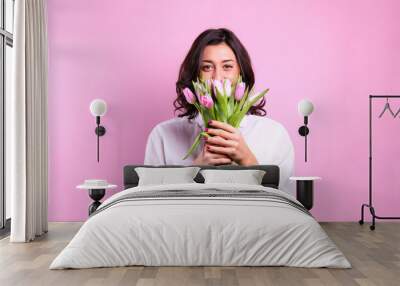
left=224, top=79, right=232, bottom=97
left=213, top=80, right=224, bottom=96
left=183, top=87, right=196, bottom=104
left=199, top=93, right=214, bottom=109
left=234, top=82, right=246, bottom=101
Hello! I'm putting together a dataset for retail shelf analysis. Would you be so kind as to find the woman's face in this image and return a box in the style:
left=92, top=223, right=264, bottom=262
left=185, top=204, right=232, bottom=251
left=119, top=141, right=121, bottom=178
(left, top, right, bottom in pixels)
left=199, top=43, right=241, bottom=83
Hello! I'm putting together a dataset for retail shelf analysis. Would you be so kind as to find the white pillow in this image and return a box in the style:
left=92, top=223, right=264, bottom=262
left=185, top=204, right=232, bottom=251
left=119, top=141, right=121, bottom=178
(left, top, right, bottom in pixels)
left=200, top=169, right=266, bottom=185
left=135, top=167, right=200, bottom=186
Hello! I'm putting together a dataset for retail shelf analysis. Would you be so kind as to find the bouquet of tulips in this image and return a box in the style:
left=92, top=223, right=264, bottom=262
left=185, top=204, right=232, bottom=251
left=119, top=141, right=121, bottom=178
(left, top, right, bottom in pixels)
left=182, top=76, right=269, bottom=160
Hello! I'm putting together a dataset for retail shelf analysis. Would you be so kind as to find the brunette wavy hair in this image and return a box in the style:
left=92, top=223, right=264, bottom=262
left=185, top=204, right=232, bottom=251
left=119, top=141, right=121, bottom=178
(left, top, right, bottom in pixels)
left=174, top=28, right=266, bottom=120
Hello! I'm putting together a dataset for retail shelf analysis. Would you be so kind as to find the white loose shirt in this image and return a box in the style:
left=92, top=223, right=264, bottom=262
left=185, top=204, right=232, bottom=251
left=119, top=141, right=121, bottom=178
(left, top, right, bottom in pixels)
left=144, top=114, right=295, bottom=194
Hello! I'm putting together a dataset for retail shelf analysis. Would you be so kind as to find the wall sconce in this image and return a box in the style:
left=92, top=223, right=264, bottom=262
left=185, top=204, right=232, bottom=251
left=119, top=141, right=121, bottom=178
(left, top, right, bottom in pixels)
left=298, top=99, right=314, bottom=162
left=90, top=99, right=107, bottom=162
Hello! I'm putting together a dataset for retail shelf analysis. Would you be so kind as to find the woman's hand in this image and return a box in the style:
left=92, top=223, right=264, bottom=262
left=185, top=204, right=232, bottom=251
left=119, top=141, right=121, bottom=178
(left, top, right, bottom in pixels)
left=193, top=141, right=232, bottom=166
left=204, top=120, right=259, bottom=166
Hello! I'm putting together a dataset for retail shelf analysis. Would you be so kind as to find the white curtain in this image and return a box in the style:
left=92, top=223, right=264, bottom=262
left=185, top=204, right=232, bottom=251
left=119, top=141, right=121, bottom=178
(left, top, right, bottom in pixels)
left=8, top=0, right=48, bottom=242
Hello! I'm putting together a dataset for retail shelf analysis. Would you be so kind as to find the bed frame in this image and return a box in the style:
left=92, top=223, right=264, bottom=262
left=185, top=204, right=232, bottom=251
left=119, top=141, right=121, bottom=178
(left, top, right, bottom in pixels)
left=123, top=165, right=280, bottom=189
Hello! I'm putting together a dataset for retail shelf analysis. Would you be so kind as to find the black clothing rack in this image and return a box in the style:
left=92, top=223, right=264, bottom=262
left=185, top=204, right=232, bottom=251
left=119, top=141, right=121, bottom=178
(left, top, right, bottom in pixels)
left=359, top=95, right=400, bottom=230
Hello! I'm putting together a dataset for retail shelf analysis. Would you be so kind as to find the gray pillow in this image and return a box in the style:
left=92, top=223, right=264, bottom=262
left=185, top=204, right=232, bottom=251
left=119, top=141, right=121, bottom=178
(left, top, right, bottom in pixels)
left=200, top=169, right=266, bottom=185
left=135, top=167, right=201, bottom=186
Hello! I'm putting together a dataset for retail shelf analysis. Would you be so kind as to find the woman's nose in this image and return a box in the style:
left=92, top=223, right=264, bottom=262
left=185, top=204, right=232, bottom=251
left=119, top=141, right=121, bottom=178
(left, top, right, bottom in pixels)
left=212, top=68, right=225, bottom=81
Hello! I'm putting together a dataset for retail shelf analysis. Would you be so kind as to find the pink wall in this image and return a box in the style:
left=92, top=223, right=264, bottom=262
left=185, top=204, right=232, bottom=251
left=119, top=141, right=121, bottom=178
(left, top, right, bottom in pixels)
left=47, top=0, right=400, bottom=222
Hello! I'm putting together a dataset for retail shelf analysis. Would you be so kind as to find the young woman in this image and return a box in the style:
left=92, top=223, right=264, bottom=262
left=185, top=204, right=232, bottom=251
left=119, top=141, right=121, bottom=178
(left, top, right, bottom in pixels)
left=144, top=28, right=294, bottom=192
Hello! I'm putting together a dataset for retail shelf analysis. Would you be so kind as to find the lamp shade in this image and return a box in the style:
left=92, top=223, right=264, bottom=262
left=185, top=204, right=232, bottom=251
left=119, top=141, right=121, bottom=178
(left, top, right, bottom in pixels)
left=90, top=99, right=107, bottom=117
left=298, top=99, right=314, bottom=116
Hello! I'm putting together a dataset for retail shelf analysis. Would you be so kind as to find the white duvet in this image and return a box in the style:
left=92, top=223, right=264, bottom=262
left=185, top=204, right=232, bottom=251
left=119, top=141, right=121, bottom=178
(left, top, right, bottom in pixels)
left=50, top=183, right=351, bottom=269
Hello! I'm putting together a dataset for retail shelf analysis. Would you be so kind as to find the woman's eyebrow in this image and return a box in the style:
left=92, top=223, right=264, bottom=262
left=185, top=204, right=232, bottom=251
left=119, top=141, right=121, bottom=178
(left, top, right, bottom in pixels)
left=201, top=59, right=235, bottom=63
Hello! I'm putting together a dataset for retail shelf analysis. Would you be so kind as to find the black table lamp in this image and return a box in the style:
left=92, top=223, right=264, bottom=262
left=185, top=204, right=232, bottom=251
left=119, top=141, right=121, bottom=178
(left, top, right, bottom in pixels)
left=89, top=99, right=107, bottom=162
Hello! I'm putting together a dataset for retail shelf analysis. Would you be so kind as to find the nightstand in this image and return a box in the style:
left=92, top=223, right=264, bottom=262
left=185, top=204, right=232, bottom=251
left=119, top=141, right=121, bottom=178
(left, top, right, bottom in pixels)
left=289, top=177, right=321, bottom=210
left=77, top=180, right=117, bottom=215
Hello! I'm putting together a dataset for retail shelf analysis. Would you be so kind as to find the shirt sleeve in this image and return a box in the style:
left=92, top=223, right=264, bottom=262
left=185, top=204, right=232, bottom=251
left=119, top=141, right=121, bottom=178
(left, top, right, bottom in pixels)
left=144, top=126, right=166, bottom=165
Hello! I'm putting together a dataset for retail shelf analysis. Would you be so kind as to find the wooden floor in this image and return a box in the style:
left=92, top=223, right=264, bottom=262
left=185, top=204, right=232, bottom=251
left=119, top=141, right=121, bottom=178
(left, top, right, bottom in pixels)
left=0, top=222, right=399, bottom=286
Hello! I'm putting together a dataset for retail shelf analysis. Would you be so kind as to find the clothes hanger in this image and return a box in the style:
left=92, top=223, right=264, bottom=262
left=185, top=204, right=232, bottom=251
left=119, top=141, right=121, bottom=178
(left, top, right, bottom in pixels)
left=378, top=97, right=395, bottom=118
left=394, top=106, right=400, bottom=118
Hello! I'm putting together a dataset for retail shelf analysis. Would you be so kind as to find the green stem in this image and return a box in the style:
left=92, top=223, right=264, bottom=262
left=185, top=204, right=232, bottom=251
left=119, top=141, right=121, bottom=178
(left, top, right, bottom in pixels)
left=182, top=132, right=210, bottom=160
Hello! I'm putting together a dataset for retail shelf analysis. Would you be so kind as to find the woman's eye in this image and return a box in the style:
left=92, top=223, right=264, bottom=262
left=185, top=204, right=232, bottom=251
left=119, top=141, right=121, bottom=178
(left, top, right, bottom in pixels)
left=202, top=65, right=213, bottom=72
left=224, top=65, right=233, bottom=69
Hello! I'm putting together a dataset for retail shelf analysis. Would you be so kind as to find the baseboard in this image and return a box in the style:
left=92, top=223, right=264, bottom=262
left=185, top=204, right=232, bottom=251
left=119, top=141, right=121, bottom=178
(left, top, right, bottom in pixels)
left=0, top=218, right=11, bottom=239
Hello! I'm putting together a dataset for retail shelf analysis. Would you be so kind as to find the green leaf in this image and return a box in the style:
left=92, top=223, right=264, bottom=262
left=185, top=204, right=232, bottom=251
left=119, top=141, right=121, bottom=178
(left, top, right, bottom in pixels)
left=247, top=88, right=269, bottom=109
left=236, top=88, right=269, bottom=123
left=182, top=132, right=202, bottom=160
left=182, top=131, right=210, bottom=160
left=210, top=104, right=216, bottom=120
left=193, top=102, right=202, bottom=113
left=214, top=89, right=228, bottom=122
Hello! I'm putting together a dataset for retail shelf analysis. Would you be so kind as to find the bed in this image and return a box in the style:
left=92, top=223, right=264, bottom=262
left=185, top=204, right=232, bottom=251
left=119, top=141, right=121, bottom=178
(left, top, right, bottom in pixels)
left=50, top=165, right=350, bottom=269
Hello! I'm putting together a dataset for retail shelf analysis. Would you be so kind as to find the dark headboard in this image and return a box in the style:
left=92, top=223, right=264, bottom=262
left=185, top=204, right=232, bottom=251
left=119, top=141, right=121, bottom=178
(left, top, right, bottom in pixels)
left=123, top=165, right=280, bottom=189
